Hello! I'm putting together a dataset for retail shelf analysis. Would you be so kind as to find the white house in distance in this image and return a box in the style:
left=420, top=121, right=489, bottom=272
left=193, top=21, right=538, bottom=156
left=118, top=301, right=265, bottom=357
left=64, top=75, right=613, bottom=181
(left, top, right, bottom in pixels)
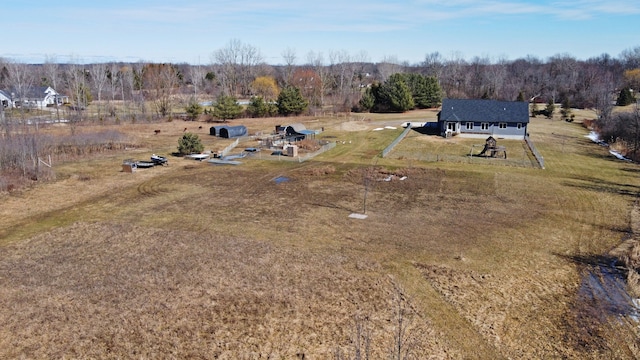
left=0, top=86, right=67, bottom=110
left=0, top=90, right=12, bottom=108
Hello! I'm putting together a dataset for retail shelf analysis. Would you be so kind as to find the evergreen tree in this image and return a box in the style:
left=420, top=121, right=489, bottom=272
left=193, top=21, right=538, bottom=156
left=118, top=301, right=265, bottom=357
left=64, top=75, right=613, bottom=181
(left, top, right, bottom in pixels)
left=277, top=86, right=308, bottom=116
left=531, top=102, right=539, bottom=117
left=374, top=73, right=414, bottom=112
left=560, top=98, right=573, bottom=121
left=616, top=87, right=635, bottom=106
left=213, top=94, right=243, bottom=121
left=545, top=99, right=555, bottom=119
left=517, top=91, right=525, bottom=102
left=405, top=73, right=442, bottom=109
left=185, top=100, right=203, bottom=121
left=246, top=96, right=277, bottom=118
left=177, top=132, right=204, bottom=155
left=358, top=87, right=375, bottom=112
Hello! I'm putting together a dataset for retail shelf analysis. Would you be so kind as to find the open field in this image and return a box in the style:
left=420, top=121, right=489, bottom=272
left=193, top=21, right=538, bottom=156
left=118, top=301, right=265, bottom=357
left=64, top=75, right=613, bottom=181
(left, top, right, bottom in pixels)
left=1, top=110, right=640, bottom=358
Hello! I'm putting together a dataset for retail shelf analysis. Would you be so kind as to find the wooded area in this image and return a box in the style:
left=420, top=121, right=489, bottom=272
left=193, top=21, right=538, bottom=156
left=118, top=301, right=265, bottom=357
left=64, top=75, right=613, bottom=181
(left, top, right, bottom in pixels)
left=1, top=44, right=639, bottom=118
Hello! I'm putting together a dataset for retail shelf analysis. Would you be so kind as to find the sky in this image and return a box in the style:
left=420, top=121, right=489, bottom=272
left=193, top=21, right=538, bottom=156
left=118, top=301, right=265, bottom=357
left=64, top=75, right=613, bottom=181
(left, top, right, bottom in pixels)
left=2, top=0, right=639, bottom=65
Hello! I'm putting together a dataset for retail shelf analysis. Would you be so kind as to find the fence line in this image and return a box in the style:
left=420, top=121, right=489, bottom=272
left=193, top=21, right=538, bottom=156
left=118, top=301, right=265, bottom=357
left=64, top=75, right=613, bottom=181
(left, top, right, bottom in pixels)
left=220, top=138, right=240, bottom=157
left=297, top=142, right=336, bottom=162
left=525, top=135, right=545, bottom=169
left=381, top=126, right=413, bottom=157
left=259, top=141, right=336, bottom=162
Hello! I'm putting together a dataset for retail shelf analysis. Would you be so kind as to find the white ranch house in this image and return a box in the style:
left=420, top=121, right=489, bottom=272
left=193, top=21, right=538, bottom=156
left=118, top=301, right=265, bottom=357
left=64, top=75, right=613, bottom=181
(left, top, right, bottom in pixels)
left=0, top=86, right=67, bottom=110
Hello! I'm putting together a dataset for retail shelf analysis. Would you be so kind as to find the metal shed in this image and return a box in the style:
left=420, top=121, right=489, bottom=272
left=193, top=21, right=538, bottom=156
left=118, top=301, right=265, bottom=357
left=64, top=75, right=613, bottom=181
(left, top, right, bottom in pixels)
left=219, top=125, right=248, bottom=138
left=210, top=125, right=228, bottom=136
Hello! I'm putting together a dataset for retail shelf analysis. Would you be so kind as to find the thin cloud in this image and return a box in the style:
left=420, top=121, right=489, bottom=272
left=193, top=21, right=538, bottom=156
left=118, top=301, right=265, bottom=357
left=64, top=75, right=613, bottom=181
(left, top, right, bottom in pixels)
left=60, top=0, right=640, bottom=35
left=411, top=0, right=640, bottom=20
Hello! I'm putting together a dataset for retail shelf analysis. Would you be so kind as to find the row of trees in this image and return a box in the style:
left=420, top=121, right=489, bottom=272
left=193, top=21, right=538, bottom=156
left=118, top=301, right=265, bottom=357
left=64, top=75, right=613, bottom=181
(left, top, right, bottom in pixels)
left=596, top=104, right=640, bottom=160
left=1, top=43, right=639, bottom=124
left=359, top=73, right=442, bottom=113
left=184, top=85, right=309, bottom=122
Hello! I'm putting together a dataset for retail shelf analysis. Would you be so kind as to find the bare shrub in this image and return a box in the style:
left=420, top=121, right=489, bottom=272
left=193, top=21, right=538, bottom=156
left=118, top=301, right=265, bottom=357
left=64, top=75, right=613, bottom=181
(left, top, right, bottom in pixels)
left=297, top=139, right=321, bottom=151
left=77, top=174, right=91, bottom=181
left=627, top=270, right=640, bottom=297
left=389, top=282, right=418, bottom=360
left=612, top=240, right=640, bottom=296
left=0, top=129, right=131, bottom=191
left=300, top=165, right=336, bottom=176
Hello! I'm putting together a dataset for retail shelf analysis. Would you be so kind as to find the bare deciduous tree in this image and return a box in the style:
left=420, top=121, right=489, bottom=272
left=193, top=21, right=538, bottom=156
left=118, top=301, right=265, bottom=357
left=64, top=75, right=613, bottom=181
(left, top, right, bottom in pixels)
left=281, top=47, right=297, bottom=86
left=142, top=63, right=180, bottom=118
left=422, top=52, right=444, bottom=79
left=390, top=282, right=417, bottom=360
left=43, top=55, right=62, bottom=121
left=64, top=58, right=90, bottom=133
left=376, top=55, right=405, bottom=83
left=5, top=60, right=35, bottom=119
left=89, top=63, right=109, bottom=121
left=188, top=62, right=207, bottom=99
left=307, top=51, right=333, bottom=110
left=213, top=39, right=264, bottom=97
left=329, top=49, right=359, bottom=110
left=334, top=314, right=372, bottom=360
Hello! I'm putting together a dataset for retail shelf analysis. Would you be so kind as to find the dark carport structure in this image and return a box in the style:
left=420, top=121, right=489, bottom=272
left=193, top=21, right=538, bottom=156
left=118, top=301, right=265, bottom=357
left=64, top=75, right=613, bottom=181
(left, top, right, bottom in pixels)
left=219, top=125, right=248, bottom=138
left=210, top=126, right=227, bottom=136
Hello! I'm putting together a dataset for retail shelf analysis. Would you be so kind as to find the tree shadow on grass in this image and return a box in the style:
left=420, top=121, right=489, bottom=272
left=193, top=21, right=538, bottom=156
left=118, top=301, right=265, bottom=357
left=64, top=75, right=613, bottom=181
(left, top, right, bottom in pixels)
left=561, top=174, right=640, bottom=197
left=620, top=166, right=640, bottom=174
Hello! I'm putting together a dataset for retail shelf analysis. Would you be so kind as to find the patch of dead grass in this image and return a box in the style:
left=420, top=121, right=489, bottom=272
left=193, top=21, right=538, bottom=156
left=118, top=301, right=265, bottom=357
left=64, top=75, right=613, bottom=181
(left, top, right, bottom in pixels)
left=1, top=110, right=640, bottom=358
left=0, top=222, right=449, bottom=359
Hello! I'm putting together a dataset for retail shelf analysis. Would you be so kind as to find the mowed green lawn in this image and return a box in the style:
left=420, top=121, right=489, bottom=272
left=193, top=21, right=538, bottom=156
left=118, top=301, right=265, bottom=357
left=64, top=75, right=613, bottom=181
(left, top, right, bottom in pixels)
left=0, top=111, right=639, bottom=359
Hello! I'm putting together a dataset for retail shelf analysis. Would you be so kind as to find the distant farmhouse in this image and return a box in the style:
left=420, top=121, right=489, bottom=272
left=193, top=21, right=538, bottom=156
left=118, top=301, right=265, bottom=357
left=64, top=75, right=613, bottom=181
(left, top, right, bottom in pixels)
left=0, top=90, right=11, bottom=108
left=0, top=86, right=67, bottom=110
left=438, top=99, right=530, bottom=139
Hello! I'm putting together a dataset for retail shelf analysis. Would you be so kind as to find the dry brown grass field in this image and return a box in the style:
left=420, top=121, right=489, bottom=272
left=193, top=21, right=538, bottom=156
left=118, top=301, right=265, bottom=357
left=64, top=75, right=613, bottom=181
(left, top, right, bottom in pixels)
left=1, top=109, right=640, bottom=359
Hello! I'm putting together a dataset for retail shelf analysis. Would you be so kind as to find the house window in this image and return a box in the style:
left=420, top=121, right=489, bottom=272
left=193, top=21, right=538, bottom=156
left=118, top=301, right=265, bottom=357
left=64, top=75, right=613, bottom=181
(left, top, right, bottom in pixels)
left=517, top=123, right=523, bottom=129
left=481, top=123, right=489, bottom=130
left=466, top=122, right=474, bottom=130
left=499, top=123, right=507, bottom=129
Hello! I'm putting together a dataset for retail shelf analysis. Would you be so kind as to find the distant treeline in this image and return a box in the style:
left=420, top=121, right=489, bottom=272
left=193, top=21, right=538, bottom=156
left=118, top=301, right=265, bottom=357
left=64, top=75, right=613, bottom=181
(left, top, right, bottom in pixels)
left=1, top=44, right=639, bottom=121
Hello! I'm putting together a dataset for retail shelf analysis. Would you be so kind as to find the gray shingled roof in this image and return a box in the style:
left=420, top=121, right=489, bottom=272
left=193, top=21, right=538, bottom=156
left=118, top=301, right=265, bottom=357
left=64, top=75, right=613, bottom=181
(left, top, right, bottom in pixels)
left=439, top=99, right=529, bottom=123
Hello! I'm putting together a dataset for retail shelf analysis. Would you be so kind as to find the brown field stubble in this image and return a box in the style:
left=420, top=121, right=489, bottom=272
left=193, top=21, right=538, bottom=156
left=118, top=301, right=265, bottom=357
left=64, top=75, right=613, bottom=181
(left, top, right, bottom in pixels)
left=1, top=111, right=640, bottom=358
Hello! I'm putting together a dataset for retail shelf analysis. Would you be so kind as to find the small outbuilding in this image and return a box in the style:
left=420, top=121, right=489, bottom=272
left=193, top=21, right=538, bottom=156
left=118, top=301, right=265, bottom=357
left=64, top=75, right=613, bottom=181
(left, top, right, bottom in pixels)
left=219, top=125, right=248, bottom=138
left=284, top=123, right=317, bottom=141
left=209, top=125, right=227, bottom=136
left=0, top=90, right=11, bottom=108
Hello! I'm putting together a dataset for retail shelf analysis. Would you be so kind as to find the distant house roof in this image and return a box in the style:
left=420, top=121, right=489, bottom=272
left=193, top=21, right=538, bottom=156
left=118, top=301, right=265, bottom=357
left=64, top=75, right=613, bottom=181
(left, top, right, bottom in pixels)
left=439, top=99, right=529, bottom=123
left=24, top=86, right=57, bottom=100
left=0, top=90, right=11, bottom=101
left=3, top=86, right=59, bottom=100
